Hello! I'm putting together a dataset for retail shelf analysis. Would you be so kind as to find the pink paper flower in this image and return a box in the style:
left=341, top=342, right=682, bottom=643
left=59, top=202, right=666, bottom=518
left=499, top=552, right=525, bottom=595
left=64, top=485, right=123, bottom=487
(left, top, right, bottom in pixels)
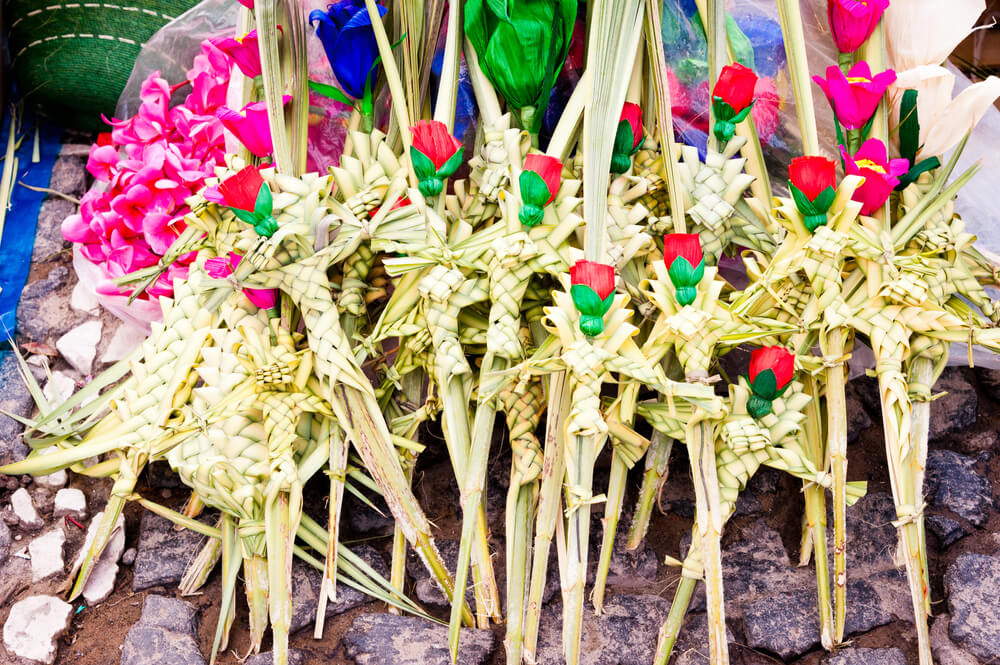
left=828, top=0, right=890, bottom=54
left=217, top=100, right=285, bottom=158
left=204, top=252, right=278, bottom=309
left=213, top=29, right=264, bottom=79
left=841, top=138, right=909, bottom=215
left=814, top=61, right=896, bottom=129
left=65, top=39, right=230, bottom=304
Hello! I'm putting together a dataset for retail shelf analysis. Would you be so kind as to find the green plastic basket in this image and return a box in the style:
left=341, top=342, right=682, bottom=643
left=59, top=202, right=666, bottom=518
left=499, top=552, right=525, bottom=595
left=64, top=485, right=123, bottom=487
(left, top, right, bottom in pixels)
left=6, top=0, right=201, bottom=131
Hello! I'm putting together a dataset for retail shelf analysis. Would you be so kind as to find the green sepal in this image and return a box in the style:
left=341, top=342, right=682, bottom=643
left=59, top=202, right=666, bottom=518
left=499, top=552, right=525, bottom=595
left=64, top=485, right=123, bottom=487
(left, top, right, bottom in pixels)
left=747, top=394, right=773, bottom=419
left=713, top=119, right=736, bottom=143
left=519, top=170, right=552, bottom=208
left=409, top=146, right=438, bottom=181
left=731, top=103, right=753, bottom=124
left=667, top=257, right=704, bottom=290
left=674, top=285, right=697, bottom=306
left=712, top=97, right=735, bottom=122
left=610, top=153, right=633, bottom=174
left=253, top=183, right=273, bottom=219
left=750, top=368, right=778, bottom=400
left=435, top=148, right=464, bottom=179
left=418, top=177, right=443, bottom=198
left=253, top=215, right=278, bottom=238
left=789, top=182, right=836, bottom=232
left=230, top=207, right=259, bottom=225
left=570, top=284, right=614, bottom=318
left=579, top=314, right=605, bottom=337
left=519, top=203, right=544, bottom=227
left=307, top=79, right=356, bottom=105
left=613, top=119, right=637, bottom=158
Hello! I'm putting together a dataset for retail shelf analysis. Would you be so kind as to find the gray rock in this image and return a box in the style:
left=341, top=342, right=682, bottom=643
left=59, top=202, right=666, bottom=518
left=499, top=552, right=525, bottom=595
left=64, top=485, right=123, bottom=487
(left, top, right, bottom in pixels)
left=720, top=520, right=802, bottom=609
left=930, top=369, right=978, bottom=441
left=29, top=528, right=66, bottom=581
left=931, top=614, right=982, bottom=665
left=953, top=429, right=999, bottom=456
left=145, top=461, right=186, bottom=490
left=72, top=510, right=126, bottom=605
left=10, top=488, right=41, bottom=530
left=122, top=548, right=137, bottom=566
left=844, top=492, right=899, bottom=572
left=138, top=595, right=198, bottom=634
left=16, top=265, right=71, bottom=342
left=0, top=354, right=34, bottom=464
left=670, top=613, right=737, bottom=665
left=846, top=379, right=876, bottom=443
left=49, top=154, right=88, bottom=197
left=533, top=594, right=680, bottom=665
left=344, top=491, right=395, bottom=534
left=926, top=514, right=968, bottom=547
left=342, top=613, right=495, bottom=665
left=0, top=557, right=31, bottom=607
left=588, top=529, right=659, bottom=585
left=733, top=491, right=763, bottom=516
left=121, top=595, right=204, bottom=665
left=0, top=521, right=10, bottom=565
left=244, top=650, right=306, bottom=665
left=945, top=553, right=1000, bottom=660
left=405, top=539, right=474, bottom=608
left=742, top=580, right=893, bottom=660
left=289, top=544, right=387, bottom=633
left=53, top=487, right=87, bottom=520
left=925, top=449, right=992, bottom=526
left=133, top=512, right=210, bottom=591
left=31, top=198, right=75, bottom=263
left=975, top=366, right=1000, bottom=394
left=3, top=595, right=73, bottom=664
left=822, top=647, right=907, bottom=665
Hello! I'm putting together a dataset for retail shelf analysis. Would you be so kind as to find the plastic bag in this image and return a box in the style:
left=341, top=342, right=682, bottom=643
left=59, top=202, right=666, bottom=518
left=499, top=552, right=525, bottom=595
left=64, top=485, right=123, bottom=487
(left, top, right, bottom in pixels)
left=117, top=0, right=239, bottom=119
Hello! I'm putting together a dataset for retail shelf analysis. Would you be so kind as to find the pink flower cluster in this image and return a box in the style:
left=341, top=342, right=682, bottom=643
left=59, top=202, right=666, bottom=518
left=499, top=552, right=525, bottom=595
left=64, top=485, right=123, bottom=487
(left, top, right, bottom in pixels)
left=62, top=40, right=232, bottom=299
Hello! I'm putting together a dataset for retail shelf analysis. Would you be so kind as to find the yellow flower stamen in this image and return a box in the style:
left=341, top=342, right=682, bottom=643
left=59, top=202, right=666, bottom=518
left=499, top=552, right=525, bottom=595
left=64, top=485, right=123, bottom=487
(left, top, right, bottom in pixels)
left=855, top=159, right=886, bottom=174
left=846, top=76, right=871, bottom=84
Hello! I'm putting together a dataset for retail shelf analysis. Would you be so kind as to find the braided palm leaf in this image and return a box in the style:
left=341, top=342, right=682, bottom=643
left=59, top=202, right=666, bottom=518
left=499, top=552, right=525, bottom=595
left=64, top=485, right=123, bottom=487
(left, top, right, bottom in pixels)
left=674, top=139, right=772, bottom=260
left=523, top=284, right=707, bottom=665
left=455, top=114, right=528, bottom=224
left=0, top=273, right=228, bottom=600
left=646, top=379, right=821, bottom=665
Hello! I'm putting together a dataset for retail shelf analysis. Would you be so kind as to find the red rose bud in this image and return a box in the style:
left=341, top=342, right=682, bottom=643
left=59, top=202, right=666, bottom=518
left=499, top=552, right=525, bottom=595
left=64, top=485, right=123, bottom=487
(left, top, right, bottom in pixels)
left=711, top=63, right=758, bottom=143
left=788, top=156, right=838, bottom=232
left=569, top=260, right=616, bottom=336
left=519, top=154, right=563, bottom=226
left=663, top=234, right=705, bottom=306
left=747, top=346, right=795, bottom=419
left=218, top=166, right=277, bottom=237
left=410, top=120, right=463, bottom=197
left=611, top=102, right=643, bottom=174
left=827, top=0, right=890, bottom=54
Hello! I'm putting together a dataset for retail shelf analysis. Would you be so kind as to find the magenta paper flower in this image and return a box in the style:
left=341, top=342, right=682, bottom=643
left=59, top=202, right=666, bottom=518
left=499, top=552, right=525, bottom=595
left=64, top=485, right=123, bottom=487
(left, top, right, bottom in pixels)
left=214, top=29, right=264, bottom=79
left=216, top=98, right=290, bottom=158
left=841, top=138, right=909, bottom=215
left=204, top=252, right=278, bottom=309
left=65, top=39, right=230, bottom=306
left=828, top=0, right=890, bottom=54
left=814, top=61, right=896, bottom=129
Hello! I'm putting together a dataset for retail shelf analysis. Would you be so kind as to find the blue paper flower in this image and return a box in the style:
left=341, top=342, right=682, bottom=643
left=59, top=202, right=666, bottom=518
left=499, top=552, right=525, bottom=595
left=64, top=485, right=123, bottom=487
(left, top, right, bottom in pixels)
left=309, top=0, right=387, bottom=100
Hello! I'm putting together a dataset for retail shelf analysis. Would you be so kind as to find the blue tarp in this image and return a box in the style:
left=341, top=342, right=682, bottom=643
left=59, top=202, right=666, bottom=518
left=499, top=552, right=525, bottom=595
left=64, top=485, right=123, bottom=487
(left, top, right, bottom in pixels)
left=0, top=113, right=62, bottom=337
